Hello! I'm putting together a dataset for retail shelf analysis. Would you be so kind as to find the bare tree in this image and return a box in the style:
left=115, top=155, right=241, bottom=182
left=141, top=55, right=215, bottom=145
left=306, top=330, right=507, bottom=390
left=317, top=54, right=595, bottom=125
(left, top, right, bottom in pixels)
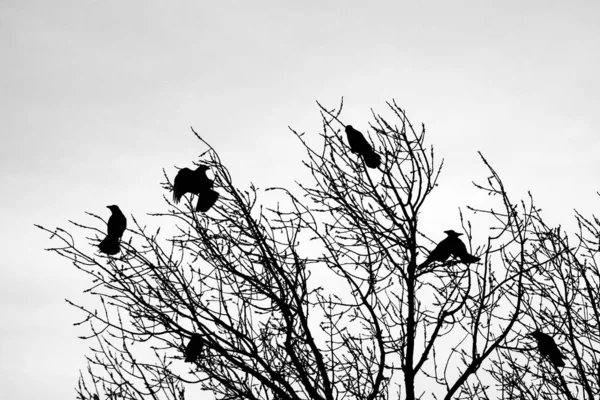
left=487, top=197, right=600, bottom=400
left=37, top=100, right=580, bottom=400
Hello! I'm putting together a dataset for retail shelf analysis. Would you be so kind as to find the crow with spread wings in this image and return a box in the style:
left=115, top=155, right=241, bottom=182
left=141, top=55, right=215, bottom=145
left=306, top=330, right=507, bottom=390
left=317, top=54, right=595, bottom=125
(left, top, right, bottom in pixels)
left=173, top=165, right=219, bottom=212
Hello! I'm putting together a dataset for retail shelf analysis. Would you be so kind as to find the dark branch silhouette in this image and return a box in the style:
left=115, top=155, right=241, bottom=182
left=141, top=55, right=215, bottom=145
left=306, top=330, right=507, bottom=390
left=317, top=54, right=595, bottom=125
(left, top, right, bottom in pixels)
left=98, top=205, right=126, bottom=255
left=173, top=165, right=219, bottom=212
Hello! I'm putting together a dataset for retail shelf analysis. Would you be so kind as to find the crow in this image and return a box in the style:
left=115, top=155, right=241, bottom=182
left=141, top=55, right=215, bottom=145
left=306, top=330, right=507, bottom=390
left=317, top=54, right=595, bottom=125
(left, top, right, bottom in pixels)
left=345, top=125, right=381, bottom=169
left=173, top=165, right=219, bottom=212
left=185, top=333, right=204, bottom=363
left=529, top=329, right=566, bottom=368
left=98, top=205, right=127, bottom=255
left=419, top=230, right=480, bottom=269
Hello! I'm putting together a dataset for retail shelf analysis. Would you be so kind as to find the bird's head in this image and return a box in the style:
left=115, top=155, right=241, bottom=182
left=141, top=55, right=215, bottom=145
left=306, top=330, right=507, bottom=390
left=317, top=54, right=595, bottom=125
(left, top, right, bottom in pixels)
left=106, top=205, right=120, bottom=212
left=191, top=333, right=203, bottom=341
left=345, top=125, right=353, bottom=133
left=196, top=165, right=210, bottom=172
left=528, top=329, right=542, bottom=339
left=444, top=230, right=463, bottom=237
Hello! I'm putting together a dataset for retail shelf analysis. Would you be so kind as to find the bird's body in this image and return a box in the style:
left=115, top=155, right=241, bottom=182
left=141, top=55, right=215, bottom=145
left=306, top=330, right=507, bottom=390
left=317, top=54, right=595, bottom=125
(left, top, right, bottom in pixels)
left=98, top=237, right=121, bottom=255
left=423, top=237, right=454, bottom=265
left=345, top=125, right=381, bottom=169
left=98, top=205, right=127, bottom=255
left=173, top=166, right=219, bottom=212
left=529, top=330, right=566, bottom=368
left=420, top=230, right=480, bottom=269
left=185, top=333, right=203, bottom=363
left=106, top=205, right=126, bottom=239
left=451, top=237, right=481, bottom=264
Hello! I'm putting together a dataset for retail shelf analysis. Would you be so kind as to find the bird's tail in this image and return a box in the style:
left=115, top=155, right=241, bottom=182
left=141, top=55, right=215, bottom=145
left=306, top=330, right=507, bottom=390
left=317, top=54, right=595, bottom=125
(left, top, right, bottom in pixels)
left=173, top=191, right=181, bottom=204
left=196, top=189, right=219, bottom=212
left=362, top=151, right=381, bottom=169
left=99, top=235, right=121, bottom=255
left=551, top=354, right=566, bottom=367
left=460, top=254, right=480, bottom=264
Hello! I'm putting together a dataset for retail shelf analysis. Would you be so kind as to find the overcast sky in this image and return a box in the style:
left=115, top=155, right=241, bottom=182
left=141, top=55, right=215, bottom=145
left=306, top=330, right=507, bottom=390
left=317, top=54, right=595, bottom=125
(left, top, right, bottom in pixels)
left=1, top=1, right=599, bottom=398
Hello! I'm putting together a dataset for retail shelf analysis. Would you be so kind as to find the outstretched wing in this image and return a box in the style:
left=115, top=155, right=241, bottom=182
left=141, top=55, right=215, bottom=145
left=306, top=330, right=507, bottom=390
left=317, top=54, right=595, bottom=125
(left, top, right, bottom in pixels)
left=173, top=168, right=195, bottom=203
left=196, top=189, right=219, bottom=212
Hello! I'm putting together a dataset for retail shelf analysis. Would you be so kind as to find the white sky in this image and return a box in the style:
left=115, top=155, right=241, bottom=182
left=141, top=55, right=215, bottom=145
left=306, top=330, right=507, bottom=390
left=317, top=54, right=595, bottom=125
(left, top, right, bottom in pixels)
left=1, top=1, right=599, bottom=398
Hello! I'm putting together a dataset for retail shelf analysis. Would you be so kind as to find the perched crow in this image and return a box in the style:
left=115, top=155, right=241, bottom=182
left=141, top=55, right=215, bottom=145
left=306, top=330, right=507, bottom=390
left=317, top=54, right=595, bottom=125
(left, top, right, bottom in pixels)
left=345, top=125, right=381, bottom=169
left=529, top=329, right=566, bottom=368
left=419, top=230, right=480, bottom=269
left=173, top=165, right=219, bottom=212
left=98, top=205, right=127, bottom=255
left=185, top=333, right=204, bottom=363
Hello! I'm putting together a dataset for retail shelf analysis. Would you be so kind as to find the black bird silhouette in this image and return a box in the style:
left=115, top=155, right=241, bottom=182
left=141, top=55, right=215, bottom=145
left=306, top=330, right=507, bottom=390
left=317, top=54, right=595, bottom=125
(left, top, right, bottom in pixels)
left=173, top=165, right=219, bottom=212
left=419, top=230, right=480, bottom=269
left=98, top=205, right=127, bottom=255
left=345, top=125, right=381, bottom=169
left=529, top=329, right=566, bottom=368
left=185, top=333, right=203, bottom=363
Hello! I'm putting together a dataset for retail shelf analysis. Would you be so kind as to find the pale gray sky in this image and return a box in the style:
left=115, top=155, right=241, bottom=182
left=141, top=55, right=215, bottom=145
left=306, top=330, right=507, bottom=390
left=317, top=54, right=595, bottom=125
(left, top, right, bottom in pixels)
left=1, top=1, right=599, bottom=398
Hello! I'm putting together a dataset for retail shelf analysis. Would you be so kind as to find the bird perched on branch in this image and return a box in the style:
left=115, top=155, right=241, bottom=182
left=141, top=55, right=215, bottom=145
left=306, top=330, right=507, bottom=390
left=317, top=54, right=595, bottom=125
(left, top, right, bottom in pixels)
left=529, top=329, right=566, bottom=368
left=345, top=125, right=381, bottom=169
left=98, top=205, right=127, bottom=255
left=173, top=165, right=219, bottom=212
left=419, top=230, right=480, bottom=269
left=185, top=333, right=204, bottom=363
